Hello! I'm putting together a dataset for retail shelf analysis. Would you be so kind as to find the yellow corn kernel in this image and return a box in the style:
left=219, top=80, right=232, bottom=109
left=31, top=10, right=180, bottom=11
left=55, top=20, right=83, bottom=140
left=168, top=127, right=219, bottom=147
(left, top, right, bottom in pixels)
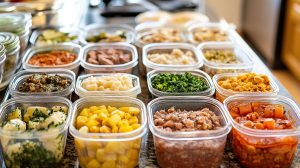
left=124, top=113, right=132, bottom=120
left=89, top=126, right=100, bottom=133
left=128, top=107, right=140, bottom=116
left=78, top=156, right=93, bottom=167
left=127, top=160, right=138, bottom=168
left=74, top=138, right=85, bottom=150
left=119, top=125, right=133, bottom=133
left=131, top=124, right=141, bottom=130
left=107, top=106, right=117, bottom=113
left=86, top=119, right=100, bottom=128
left=117, top=120, right=129, bottom=127
left=110, top=114, right=121, bottom=125
left=98, top=105, right=106, bottom=110
left=94, top=109, right=109, bottom=116
left=111, top=110, right=125, bottom=119
left=96, top=148, right=105, bottom=163
left=111, top=126, right=118, bottom=133
left=100, top=125, right=111, bottom=133
left=80, top=108, right=90, bottom=116
left=104, top=154, right=117, bottom=162
left=89, top=106, right=99, bottom=112
left=117, top=155, right=129, bottom=164
left=89, top=114, right=98, bottom=120
left=102, top=118, right=109, bottom=126
left=96, top=113, right=108, bottom=122
left=118, top=107, right=130, bottom=112
left=101, top=161, right=116, bottom=168
left=128, top=149, right=139, bottom=160
left=52, top=106, right=68, bottom=113
left=76, top=116, right=88, bottom=129
left=105, top=142, right=120, bottom=153
left=129, top=116, right=139, bottom=125
left=86, top=159, right=101, bottom=168
left=78, top=126, right=89, bottom=133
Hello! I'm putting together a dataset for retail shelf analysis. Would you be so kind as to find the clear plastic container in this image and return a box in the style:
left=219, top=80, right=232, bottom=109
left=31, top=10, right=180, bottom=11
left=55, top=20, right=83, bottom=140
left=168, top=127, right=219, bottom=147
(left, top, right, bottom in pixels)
left=147, top=96, right=231, bottom=168
left=22, top=43, right=82, bottom=75
left=29, top=27, right=81, bottom=46
left=223, top=95, right=300, bottom=168
left=198, top=42, right=255, bottom=76
left=147, top=69, right=215, bottom=97
left=80, top=43, right=138, bottom=74
left=79, top=24, right=135, bottom=45
left=0, top=44, right=7, bottom=83
left=135, top=11, right=171, bottom=24
left=0, top=32, right=20, bottom=91
left=75, top=73, right=141, bottom=98
left=9, top=69, right=75, bottom=99
left=69, top=96, right=147, bottom=168
left=212, top=73, right=279, bottom=102
left=0, top=96, right=73, bottom=168
left=142, top=43, right=203, bottom=74
left=187, top=22, right=235, bottom=44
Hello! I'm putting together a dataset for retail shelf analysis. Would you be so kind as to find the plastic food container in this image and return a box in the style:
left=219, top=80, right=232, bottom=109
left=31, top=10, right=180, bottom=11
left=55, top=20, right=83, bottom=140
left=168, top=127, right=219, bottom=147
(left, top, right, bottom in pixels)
left=135, top=10, right=171, bottom=24
left=0, top=44, right=7, bottom=83
left=29, top=27, right=81, bottom=46
left=80, top=43, right=138, bottom=74
left=69, top=96, right=147, bottom=168
left=9, top=69, right=75, bottom=99
left=213, top=73, right=279, bottom=102
left=223, top=95, right=300, bottom=168
left=79, top=24, right=135, bottom=45
left=198, top=42, right=255, bottom=76
left=147, top=96, right=231, bottom=168
left=0, top=32, right=20, bottom=91
left=166, top=11, right=209, bottom=29
left=75, top=73, right=141, bottom=98
left=0, top=96, right=73, bottom=168
left=147, top=69, right=214, bottom=97
left=187, top=22, right=234, bottom=44
left=142, top=43, right=203, bottom=74
left=22, top=43, right=82, bottom=75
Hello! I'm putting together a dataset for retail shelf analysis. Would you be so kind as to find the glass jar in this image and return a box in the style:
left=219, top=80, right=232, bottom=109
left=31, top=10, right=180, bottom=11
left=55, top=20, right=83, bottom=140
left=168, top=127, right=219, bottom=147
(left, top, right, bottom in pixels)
left=0, top=32, right=20, bottom=91
left=0, top=44, right=7, bottom=83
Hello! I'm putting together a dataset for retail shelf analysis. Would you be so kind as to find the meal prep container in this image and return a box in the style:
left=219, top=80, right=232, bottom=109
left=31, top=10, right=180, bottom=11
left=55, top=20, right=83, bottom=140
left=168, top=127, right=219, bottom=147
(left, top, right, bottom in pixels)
left=0, top=44, right=7, bottom=84
left=147, top=69, right=214, bottom=97
left=142, top=43, right=203, bottom=74
left=9, top=69, right=75, bottom=99
left=0, top=96, right=73, bottom=168
left=22, top=43, right=82, bottom=75
left=147, top=96, right=231, bottom=168
left=223, top=95, right=300, bottom=168
left=29, top=27, right=81, bottom=46
left=69, top=96, right=147, bottom=168
left=198, top=42, right=255, bottom=76
left=187, top=22, right=234, bottom=44
left=0, top=32, right=20, bottom=91
left=212, top=73, right=279, bottom=102
left=79, top=24, right=135, bottom=45
left=80, top=43, right=138, bottom=74
left=135, top=11, right=171, bottom=24
left=75, top=73, right=141, bottom=98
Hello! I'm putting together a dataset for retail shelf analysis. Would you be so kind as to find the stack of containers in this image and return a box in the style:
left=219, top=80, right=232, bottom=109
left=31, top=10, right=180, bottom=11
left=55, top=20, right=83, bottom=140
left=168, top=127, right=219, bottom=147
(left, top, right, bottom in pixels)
left=0, top=44, right=6, bottom=83
left=0, top=32, right=20, bottom=91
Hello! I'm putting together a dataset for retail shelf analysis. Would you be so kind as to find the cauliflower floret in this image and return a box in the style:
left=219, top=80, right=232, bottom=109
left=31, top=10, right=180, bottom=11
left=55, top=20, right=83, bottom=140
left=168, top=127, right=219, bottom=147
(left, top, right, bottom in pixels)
left=39, top=112, right=66, bottom=129
left=28, top=121, right=40, bottom=130
left=3, top=119, right=26, bottom=132
left=6, top=142, right=22, bottom=159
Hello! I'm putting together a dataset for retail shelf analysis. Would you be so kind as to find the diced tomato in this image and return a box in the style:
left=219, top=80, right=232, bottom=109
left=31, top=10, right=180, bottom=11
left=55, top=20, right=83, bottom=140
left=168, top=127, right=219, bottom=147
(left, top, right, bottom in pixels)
left=230, top=111, right=240, bottom=119
left=238, top=103, right=253, bottom=116
left=251, top=102, right=261, bottom=111
left=263, top=119, right=276, bottom=129
left=243, top=121, right=254, bottom=128
left=264, top=106, right=274, bottom=118
left=274, top=105, right=284, bottom=118
left=254, top=122, right=264, bottom=129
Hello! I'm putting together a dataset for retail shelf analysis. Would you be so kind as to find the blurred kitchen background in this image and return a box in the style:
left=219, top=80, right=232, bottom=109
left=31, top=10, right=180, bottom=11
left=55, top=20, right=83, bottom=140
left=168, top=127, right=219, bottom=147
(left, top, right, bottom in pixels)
left=1, top=0, right=300, bottom=103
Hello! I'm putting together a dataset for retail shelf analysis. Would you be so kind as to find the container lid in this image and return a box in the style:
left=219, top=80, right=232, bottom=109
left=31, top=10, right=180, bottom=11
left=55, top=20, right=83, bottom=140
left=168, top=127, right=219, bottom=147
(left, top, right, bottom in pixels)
left=0, top=96, right=73, bottom=139
left=9, top=69, right=76, bottom=98
left=142, top=43, right=203, bottom=70
left=223, top=95, right=300, bottom=137
left=212, top=73, right=279, bottom=97
left=69, top=96, right=147, bottom=141
left=0, top=32, right=20, bottom=54
left=80, top=43, right=138, bottom=72
left=198, top=42, right=255, bottom=69
left=0, top=43, right=6, bottom=56
left=147, top=69, right=215, bottom=97
left=147, top=96, right=231, bottom=140
left=75, top=73, right=141, bottom=97
left=0, top=13, right=31, bottom=29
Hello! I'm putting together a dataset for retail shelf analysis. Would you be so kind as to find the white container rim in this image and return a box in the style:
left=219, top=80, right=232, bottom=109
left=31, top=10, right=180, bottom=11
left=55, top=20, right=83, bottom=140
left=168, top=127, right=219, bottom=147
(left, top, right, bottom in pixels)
left=22, top=43, right=82, bottom=70
left=9, top=69, right=76, bottom=97
left=80, top=43, right=138, bottom=71
left=142, top=43, right=203, bottom=70
left=69, top=96, right=148, bottom=141
left=223, top=94, right=300, bottom=137
left=147, top=69, right=215, bottom=97
left=0, top=96, right=73, bottom=139
left=212, top=73, right=280, bottom=98
left=197, top=42, right=255, bottom=69
left=147, top=96, right=231, bottom=140
left=75, top=73, right=141, bottom=97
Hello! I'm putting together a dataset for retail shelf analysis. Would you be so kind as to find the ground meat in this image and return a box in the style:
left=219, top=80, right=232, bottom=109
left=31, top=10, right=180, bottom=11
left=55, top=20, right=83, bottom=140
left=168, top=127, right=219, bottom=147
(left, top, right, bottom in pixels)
left=153, top=107, right=221, bottom=131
